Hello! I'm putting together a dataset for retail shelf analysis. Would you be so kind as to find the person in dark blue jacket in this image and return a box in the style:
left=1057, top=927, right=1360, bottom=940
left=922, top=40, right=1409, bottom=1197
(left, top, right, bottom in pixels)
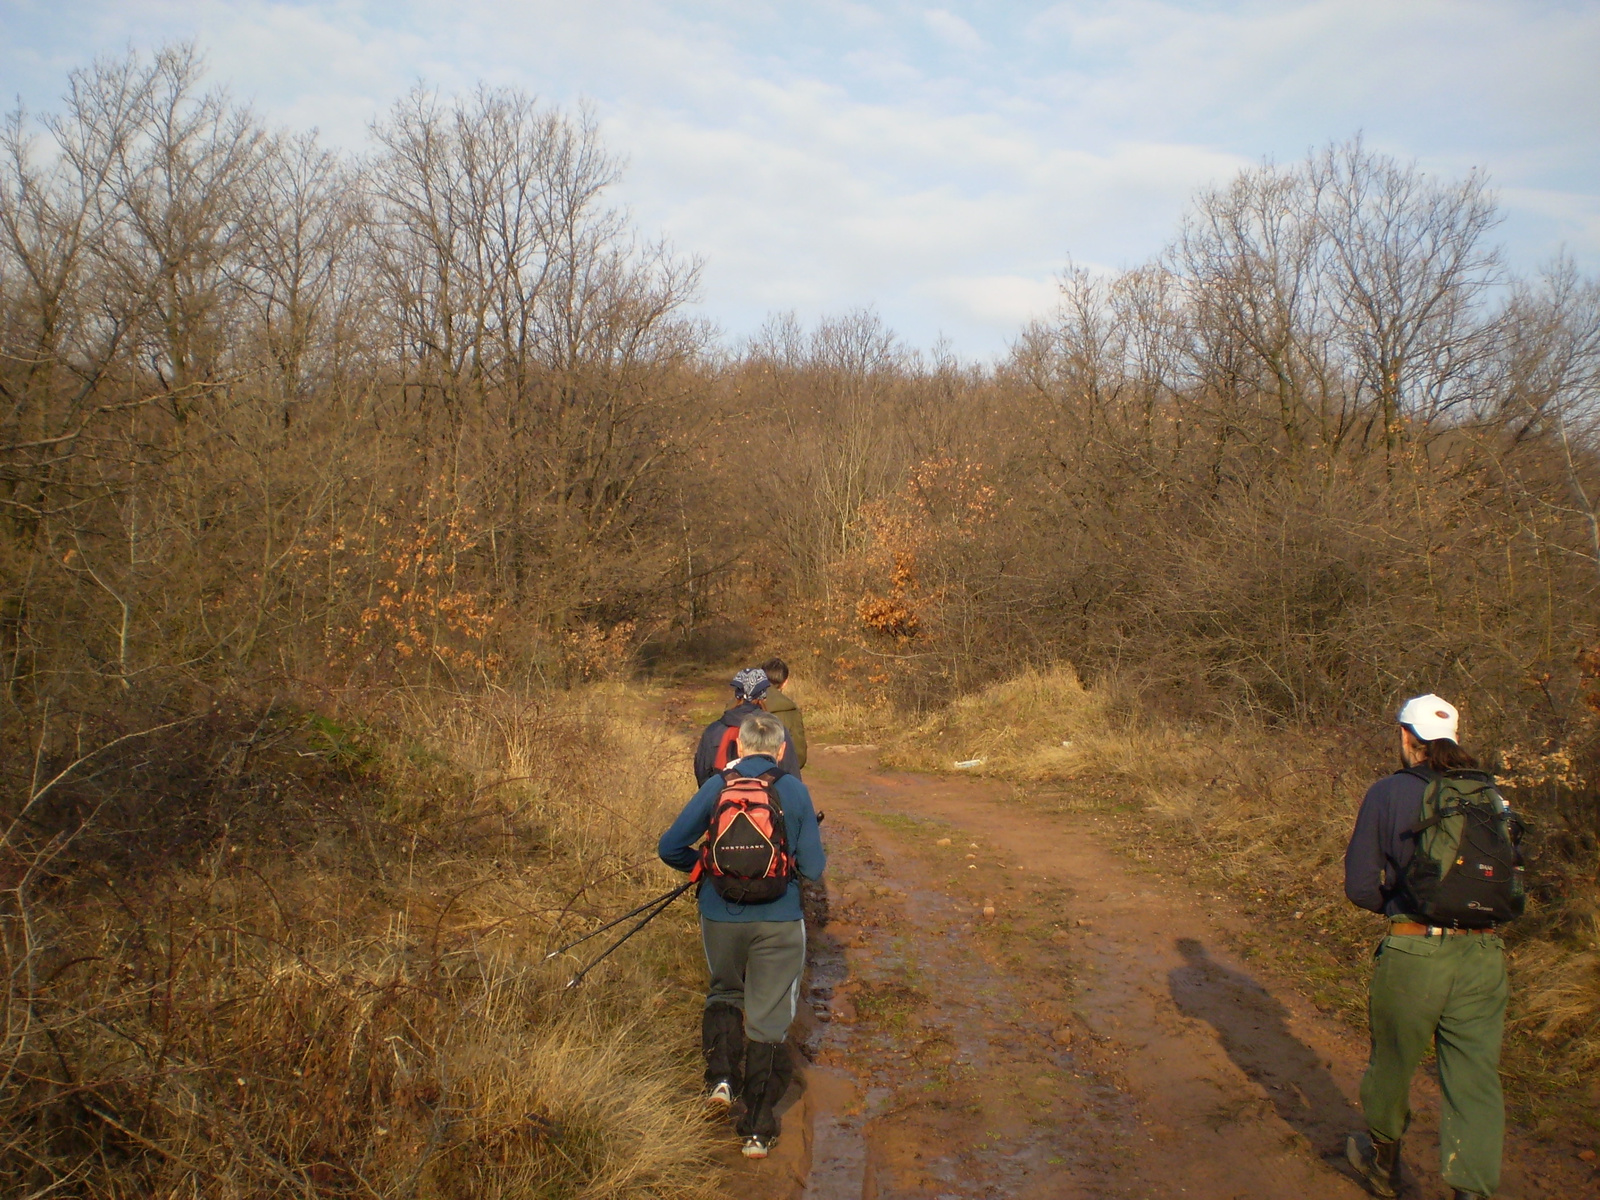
left=659, top=711, right=825, bottom=1159
left=1342, top=694, right=1508, bottom=1200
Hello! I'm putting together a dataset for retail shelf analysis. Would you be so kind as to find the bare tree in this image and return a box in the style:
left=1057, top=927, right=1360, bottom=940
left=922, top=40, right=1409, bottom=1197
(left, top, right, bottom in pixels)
left=364, top=85, right=705, bottom=663
left=1311, top=138, right=1502, bottom=453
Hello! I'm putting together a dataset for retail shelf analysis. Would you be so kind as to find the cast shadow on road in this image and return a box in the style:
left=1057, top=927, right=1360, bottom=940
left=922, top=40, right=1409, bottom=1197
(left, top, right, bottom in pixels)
left=1168, top=937, right=1361, bottom=1151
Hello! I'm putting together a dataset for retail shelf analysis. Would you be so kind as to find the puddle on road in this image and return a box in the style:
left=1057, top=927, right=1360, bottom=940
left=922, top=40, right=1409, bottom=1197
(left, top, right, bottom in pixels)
left=798, top=920, right=872, bottom=1200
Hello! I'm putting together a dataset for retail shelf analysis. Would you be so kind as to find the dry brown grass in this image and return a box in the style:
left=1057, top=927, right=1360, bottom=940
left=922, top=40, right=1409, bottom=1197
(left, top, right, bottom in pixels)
left=785, top=672, right=894, bottom=746
left=0, top=684, right=721, bottom=1198
left=810, top=666, right=1600, bottom=1133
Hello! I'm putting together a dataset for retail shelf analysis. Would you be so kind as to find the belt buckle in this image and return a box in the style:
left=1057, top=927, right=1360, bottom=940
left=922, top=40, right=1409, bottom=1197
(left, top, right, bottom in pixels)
left=1427, top=925, right=1444, bottom=938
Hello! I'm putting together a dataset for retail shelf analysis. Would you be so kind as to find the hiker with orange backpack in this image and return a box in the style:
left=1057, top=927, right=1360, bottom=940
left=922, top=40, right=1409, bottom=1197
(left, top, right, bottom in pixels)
left=658, top=711, right=826, bottom=1159
left=693, top=668, right=800, bottom=784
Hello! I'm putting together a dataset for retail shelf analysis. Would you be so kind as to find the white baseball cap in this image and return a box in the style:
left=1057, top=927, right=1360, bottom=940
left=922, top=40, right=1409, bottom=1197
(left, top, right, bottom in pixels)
left=1398, top=694, right=1459, bottom=742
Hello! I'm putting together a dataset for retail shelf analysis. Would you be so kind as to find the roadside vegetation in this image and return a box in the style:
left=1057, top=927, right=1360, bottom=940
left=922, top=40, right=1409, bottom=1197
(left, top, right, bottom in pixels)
left=4, top=41, right=1600, bottom=1190
left=1, top=682, right=716, bottom=1196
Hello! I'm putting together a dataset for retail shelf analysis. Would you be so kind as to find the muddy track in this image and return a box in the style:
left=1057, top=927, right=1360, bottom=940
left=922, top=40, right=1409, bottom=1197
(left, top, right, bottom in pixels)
left=715, top=748, right=1594, bottom=1200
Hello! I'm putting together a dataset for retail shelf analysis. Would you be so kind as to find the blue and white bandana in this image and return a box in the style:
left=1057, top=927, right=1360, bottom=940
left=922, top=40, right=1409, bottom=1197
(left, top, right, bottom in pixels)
left=731, top=667, right=771, bottom=700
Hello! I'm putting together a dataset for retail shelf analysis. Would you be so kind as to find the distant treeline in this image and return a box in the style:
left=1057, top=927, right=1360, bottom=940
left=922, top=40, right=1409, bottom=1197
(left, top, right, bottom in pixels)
left=4, top=45, right=1599, bottom=795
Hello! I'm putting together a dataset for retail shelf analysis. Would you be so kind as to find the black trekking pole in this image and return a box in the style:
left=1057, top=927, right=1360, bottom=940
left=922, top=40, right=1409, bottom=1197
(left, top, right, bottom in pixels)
left=543, top=880, right=695, bottom=962
left=564, top=881, right=694, bottom=989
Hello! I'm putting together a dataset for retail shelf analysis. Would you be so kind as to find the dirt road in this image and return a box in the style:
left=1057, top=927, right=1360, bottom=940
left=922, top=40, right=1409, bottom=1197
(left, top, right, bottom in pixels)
left=724, top=747, right=1592, bottom=1200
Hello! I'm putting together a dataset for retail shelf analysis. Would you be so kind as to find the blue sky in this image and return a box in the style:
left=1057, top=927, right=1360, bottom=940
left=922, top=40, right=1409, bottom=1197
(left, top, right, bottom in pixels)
left=2, top=1, right=1597, bottom=357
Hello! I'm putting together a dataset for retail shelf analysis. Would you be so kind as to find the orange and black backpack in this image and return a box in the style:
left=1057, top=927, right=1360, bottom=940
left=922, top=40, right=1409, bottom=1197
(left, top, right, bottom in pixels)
left=697, top=768, right=793, bottom=905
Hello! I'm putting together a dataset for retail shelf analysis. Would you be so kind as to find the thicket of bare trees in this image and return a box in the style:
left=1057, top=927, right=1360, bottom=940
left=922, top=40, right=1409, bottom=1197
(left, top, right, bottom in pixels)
left=1, top=46, right=709, bottom=720
left=743, top=145, right=1600, bottom=741
left=3, top=45, right=1599, bottom=1193
left=17, top=52, right=1593, bottom=738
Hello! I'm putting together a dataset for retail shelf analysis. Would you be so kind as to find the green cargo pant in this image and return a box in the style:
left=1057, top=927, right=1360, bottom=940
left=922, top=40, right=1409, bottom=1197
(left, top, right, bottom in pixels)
left=1360, top=930, right=1508, bottom=1197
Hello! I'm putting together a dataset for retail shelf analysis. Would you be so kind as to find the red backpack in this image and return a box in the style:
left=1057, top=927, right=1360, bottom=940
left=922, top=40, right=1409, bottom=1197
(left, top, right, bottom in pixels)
left=697, top=768, right=793, bottom=905
left=711, top=722, right=742, bottom=772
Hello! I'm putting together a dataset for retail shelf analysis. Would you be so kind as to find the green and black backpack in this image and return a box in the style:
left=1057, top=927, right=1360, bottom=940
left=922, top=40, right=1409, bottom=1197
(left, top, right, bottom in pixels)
left=1401, top=767, right=1526, bottom=929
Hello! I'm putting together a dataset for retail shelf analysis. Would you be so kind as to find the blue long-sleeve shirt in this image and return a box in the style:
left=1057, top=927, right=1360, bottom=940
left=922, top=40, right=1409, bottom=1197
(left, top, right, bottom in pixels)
left=1343, top=768, right=1428, bottom=917
left=658, top=755, right=825, bottom=923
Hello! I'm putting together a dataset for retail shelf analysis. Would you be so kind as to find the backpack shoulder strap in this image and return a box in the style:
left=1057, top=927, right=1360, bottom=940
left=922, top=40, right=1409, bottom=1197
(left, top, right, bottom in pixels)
left=1401, top=765, right=1445, bottom=836
left=752, top=770, right=790, bottom=852
left=712, top=723, right=741, bottom=768
left=757, top=769, right=787, bottom=812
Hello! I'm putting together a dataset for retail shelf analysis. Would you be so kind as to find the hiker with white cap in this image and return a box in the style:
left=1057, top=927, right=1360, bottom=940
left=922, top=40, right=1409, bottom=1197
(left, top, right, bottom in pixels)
left=1342, top=694, right=1525, bottom=1200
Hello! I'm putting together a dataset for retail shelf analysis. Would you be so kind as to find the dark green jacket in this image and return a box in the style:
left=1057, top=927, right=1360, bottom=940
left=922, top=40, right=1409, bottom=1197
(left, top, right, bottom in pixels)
left=763, top=688, right=807, bottom=769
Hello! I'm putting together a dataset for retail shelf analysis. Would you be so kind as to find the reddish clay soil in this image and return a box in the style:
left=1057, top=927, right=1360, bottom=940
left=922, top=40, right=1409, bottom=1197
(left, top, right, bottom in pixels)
left=716, top=748, right=1598, bottom=1200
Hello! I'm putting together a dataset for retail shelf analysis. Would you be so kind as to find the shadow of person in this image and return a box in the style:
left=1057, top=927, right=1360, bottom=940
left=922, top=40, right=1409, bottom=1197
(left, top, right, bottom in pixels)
left=1168, top=937, right=1361, bottom=1152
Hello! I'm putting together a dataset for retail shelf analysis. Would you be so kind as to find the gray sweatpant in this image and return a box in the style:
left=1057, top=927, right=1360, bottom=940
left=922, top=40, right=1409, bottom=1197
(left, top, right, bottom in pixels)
left=700, top=917, right=806, bottom=1044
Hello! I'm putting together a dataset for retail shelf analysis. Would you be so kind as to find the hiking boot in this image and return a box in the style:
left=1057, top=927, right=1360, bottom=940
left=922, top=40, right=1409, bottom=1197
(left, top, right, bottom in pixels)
left=1345, top=1131, right=1403, bottom=1198
left=706, top=1078, right=734, bottom=1108
left=741, top=1134, right=774, bottom=1159
left=737, top=1041, right=791, bottom=1141
left=701, top=1003, right=744, bottom=1095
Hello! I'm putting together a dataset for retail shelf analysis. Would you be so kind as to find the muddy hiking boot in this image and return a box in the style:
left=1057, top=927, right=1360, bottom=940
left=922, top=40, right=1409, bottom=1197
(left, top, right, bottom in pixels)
left=1345, top=1131, right=1404, bottom=1198
left=701, top=1003, right=743, bottom=1107
left=738, top=1040, right=792, bottom=1153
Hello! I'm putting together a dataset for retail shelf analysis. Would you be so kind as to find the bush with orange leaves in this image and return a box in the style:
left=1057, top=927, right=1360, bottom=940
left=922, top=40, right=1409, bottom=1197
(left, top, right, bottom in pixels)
left=560, top=620, right=639, bottom=681
left=288, top=483, right=503, bottom=685
left=856, top=553, right=921, bottom=641
left=802, top=457, right=1004, bottom=701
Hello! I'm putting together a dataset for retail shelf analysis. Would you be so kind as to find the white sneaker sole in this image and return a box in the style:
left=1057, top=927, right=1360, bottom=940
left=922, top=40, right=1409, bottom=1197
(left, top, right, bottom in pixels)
left=741, top=1142, right=770, bottom=1159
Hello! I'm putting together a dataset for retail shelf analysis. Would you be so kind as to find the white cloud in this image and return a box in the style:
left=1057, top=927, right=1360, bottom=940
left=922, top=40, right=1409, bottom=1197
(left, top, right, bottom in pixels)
left=925, top=273, right=1063, bottom=329
left=923, top=9, right=987, bottom=53
left=1497, top=186, right=1600, bottom=264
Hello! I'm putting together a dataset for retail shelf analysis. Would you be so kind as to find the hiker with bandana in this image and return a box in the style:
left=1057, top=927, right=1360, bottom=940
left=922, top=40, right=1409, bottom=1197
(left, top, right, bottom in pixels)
left=693, top=668, right=800, bottom=784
